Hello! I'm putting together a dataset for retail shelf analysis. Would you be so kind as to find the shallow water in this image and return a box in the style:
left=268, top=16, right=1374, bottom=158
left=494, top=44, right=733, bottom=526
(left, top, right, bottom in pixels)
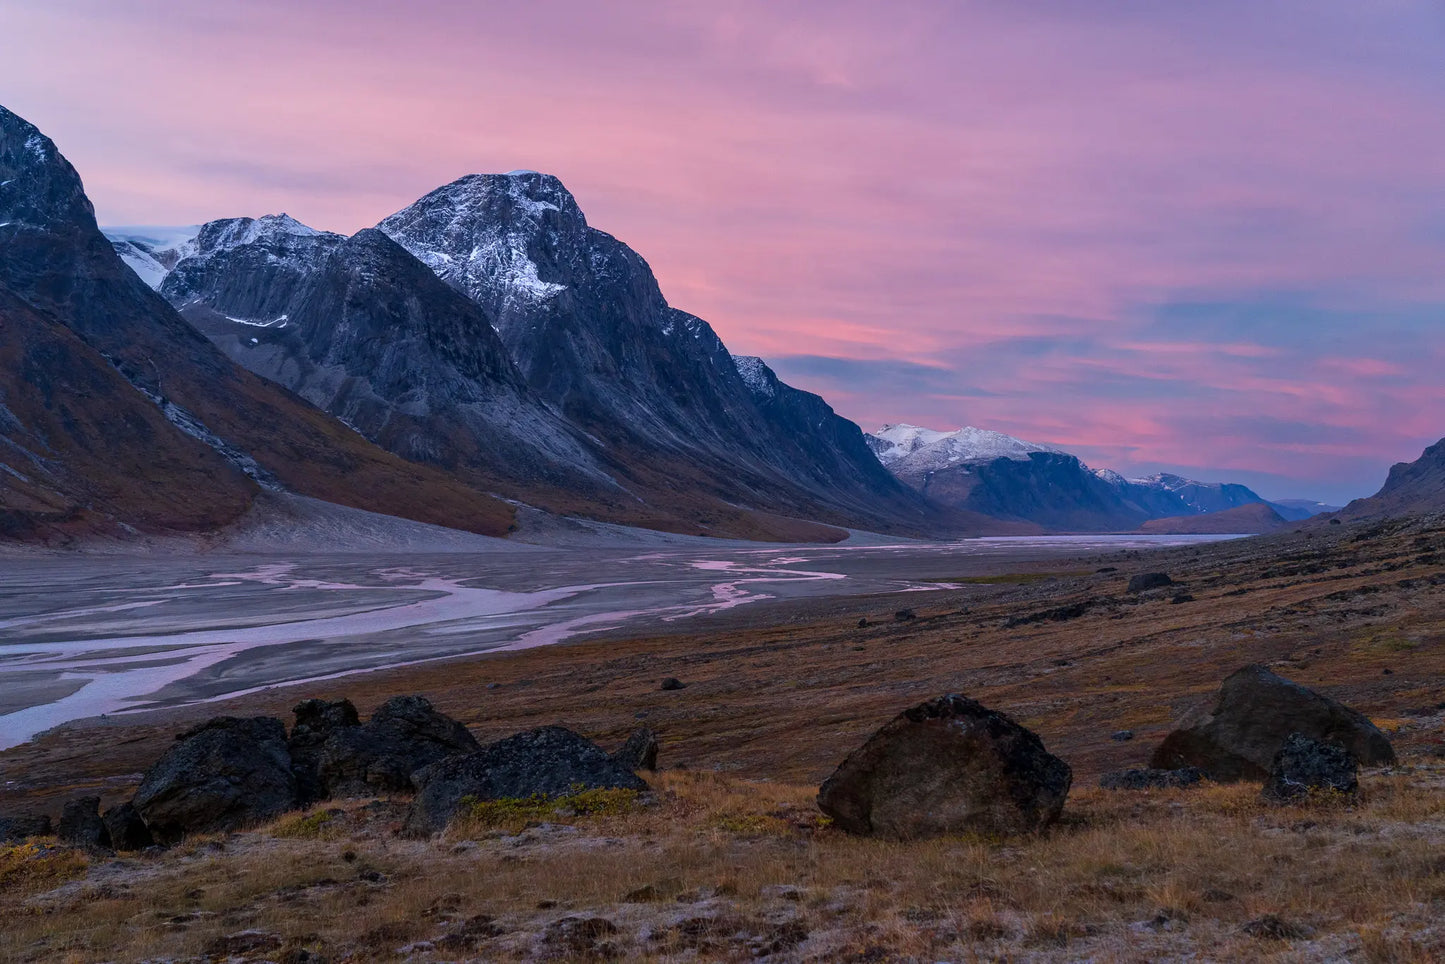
left=0, top=534, right=1237, bottom=747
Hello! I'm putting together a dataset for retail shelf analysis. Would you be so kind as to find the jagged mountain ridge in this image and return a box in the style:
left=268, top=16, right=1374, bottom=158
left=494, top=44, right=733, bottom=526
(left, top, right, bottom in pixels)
left=143, top=172, right=951, bottom=538
left=0, top=104, right=516, bottom=541
left=1336, top=436, right=1445, bottom=521
left=373, top=173, right=927, bottom=530
left=867, top=422, right=1317, bottom=531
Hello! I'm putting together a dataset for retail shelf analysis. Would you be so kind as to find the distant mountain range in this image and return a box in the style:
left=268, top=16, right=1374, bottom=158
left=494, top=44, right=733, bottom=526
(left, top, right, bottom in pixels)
left=866, top=423, right=1340, bottom=532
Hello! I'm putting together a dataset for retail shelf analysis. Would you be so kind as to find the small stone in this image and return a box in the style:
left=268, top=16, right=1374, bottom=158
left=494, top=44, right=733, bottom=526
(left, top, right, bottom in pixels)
left=894, top=608, right=916, bottom=622
left=857, top=617, right=868, bottom=628
left=1110, top=730, right=1134, bottom=742
left=659, top=677, right=686, bottom=691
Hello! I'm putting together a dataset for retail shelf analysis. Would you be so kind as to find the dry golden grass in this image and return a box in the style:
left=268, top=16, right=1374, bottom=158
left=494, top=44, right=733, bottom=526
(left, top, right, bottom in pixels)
left=1, top=516, right=1443, bottom=960
left=1, top=765, right=1442, bottom=962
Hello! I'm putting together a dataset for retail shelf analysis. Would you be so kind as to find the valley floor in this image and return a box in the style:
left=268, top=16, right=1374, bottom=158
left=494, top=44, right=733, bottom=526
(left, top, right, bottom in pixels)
left=1, top=516, right=1443, bottom=961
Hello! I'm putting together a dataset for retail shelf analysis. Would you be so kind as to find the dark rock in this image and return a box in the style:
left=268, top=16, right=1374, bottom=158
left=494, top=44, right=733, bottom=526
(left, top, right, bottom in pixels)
left=101, top=803, right=154, bottom=851
left=857, top=617, right=868, bottom=628
left=1099, top=768, right=1203, bottom=791
left=1242, top=915, right=1311, bottom=940
left=317, top=695, right=477, bottom=797
left=659, top=677, right=686, bottom=691
left=0, top=813, right=53, bottom=842
left=816, top=694, right=1071, bottom=839
left=1261, top=733, right=1358, bottom=803
left=1170, top=594, right=1195, bottom=604
left=132, top=717, right=298, bottom=844
left=205, top=930, right=284, bottom=956
left=288, top=698, right=361, bottom=805
left=611, top=728, right=659, bottom=772
left=894, top=608, right=916, bottom=622
left=57, top=796, right=110, bottom=849
left=1150, top=665, right=1395, bottom=780
left=542, top=915, right=618, bottom=958
left=1110, top=730, right=1134, bottom=742
left=1128, top=572, right=1174, bottom=593
left=403, top=726, right=648, bottom=836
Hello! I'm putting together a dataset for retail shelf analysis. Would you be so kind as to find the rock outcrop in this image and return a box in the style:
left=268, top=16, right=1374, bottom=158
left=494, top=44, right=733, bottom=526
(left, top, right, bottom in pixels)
left=816, top=694, right=1072, bottom=839
left=404, top=726, right=648, bottom=836
left=101, top=802, right=154, bottom=851
left=316, top=696, right=478, bottom=797
left=287, top=698, right=361, bottom=804
left=611, top=728, right=659, bottom=772
left=1260, top=733, right=1358, bottom=803
left=57, top=796, right=109, bottom=849
left=1150, top=666, right=1395, bottom=780
left=0, top=814, right=51, bottom=842
left=132, top=717, right=298, bottom=843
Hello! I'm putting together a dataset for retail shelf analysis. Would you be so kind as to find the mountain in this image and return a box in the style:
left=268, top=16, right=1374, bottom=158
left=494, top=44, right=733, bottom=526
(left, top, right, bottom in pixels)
left=867, top=422, right=1283, bottom=532
left=1268, top=498, right=1343, bottom=521
left=0, top=104, right=515, bottom=541
left=1335, top=437, right=1445, bottom=520
left=140, top=171, right=949, bottom=539
left=1139, top=502, right=1288, bottom=534
left=374, top=173, right=934, bottom=535
left=160, top=216, right=606, bottom=495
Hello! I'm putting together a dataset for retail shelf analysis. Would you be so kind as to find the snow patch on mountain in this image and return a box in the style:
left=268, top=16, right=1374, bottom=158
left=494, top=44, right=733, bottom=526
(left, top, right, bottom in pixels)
left=103, top=225, right=203, bottom=288
left=732, top=355, right=777, bottom=399
left=869, top=423, right=1063, bottom=469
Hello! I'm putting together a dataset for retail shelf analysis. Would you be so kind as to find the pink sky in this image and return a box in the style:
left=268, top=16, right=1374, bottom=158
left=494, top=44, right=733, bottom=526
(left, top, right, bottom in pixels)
left=5, top=0, right=1445, bottom=501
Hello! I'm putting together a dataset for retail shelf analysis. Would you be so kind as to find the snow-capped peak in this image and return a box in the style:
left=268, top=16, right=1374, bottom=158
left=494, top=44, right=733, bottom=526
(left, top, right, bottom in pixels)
left=103, top=225, right=203, bottom=289
left=1093, top=467, right=1128, bottom=486
left=869, top=423, right=1062, bottom=467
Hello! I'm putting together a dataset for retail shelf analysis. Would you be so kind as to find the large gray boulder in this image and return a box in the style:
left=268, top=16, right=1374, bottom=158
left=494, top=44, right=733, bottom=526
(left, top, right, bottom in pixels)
left=1261, top=733, right=1358, bottom=803
left=132, top=717, right=298, bottom=844
left=816, top=694, right=1072, bottom=839
left=101, top=802, right=153, bottom=851
left=317, top=695, right=478, bottom=797
left=1150, top=665, right=1395, bottom=781
left=403, top=726, right=649, bottom=836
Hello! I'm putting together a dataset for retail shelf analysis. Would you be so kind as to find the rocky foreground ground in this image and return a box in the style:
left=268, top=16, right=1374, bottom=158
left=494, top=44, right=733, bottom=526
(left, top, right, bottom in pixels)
left=1, top=515, right=1443, bottom=962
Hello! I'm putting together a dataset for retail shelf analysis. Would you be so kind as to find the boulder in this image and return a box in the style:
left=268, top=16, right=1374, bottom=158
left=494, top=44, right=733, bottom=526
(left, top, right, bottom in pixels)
left=132, top=716, right=298, bottom=844
left=1150, top=665, right=1395, bottom=780
left=403, top=726, right=648, bottom=836
left=1099, top=767, right=1203, bottom=791
left=288, top=698, right=361, bottom=804
left=317, top=695, right=477, bottom=797
left=1128, top=572, right=1174, bottom=593
left=0, top=813, right=52, bottom=842
left=57, top=796, right=110, bottom=849
left=611, top=727, right=659, bottom=772
left=816, top=694, right=1071, bottom=839
left=1261, top=733, right=1358, bottom=803
left=101, top=802, right=154, bottom=851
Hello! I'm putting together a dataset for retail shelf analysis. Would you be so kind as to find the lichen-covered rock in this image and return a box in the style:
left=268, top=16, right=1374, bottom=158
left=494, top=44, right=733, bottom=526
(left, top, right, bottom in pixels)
left=288, top=697, right=361, bottom=804
left=403, top=726, right=648, bottom=836
left=611, top=728, right=659, bottom=772
left=132, top=716, right=297, bottom=843
left=1151, top=665, right=1394, bottom=781
left=317, top=695, right=477, bottom=797
left=57, top=796, right=110, bottom=849
left=816, top=694, right=1071, bottom=839
left=1261, top=733, right=1358, bottom=803
left=0, top=813, right=52, bottom=842
left=101, top=802, right=153, bottom=851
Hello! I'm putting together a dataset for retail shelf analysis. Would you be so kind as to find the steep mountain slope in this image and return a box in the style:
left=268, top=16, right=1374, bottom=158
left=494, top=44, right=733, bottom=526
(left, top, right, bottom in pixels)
left=0, top=104, right=514, bottom=539
left=0, top=286, right=256, bottom=542
left=345, top=172, right=944, bottom=535
left=1336, top=437, right=1445, bottom=520
left=163, top=219, right=605, bottom=490
left=1139, top=502, right=1288, bottom=534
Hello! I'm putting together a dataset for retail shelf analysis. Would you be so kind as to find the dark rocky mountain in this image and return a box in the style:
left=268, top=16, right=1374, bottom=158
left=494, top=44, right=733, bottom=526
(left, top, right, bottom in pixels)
left=374, top=173, right=941, bottom=535
left=146, top=171, right=954, bottom=538
left=867, top=422, right=1300, bottom=532
left=0, top=104, right=515, bottom=540
left=1335, top=436, right=1445, bottom=521
left=163, top=218, right=608, bottom=493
